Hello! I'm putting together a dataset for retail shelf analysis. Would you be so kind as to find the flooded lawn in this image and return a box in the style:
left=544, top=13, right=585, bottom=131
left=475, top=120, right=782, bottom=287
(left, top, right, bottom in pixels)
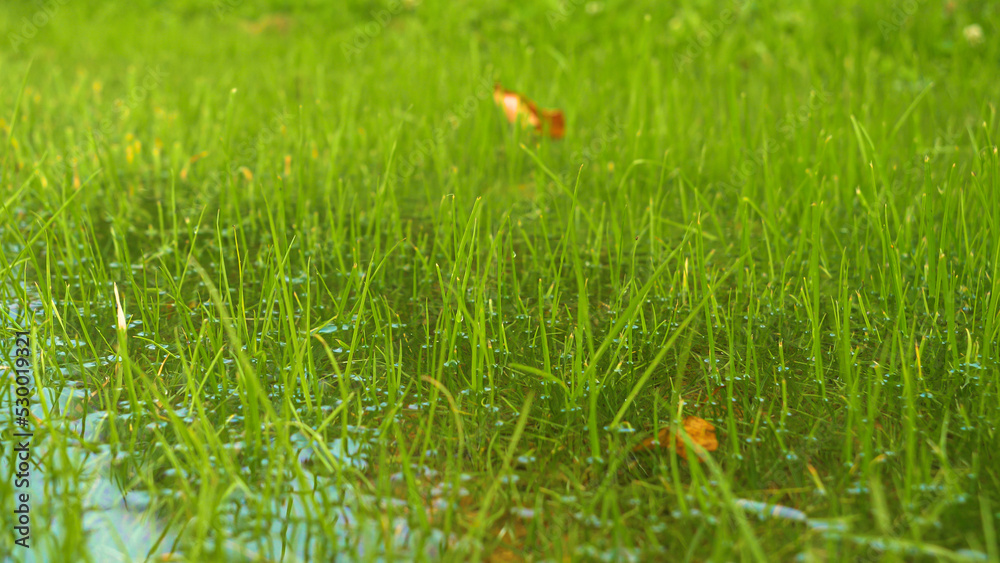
left=2, top=1, right=1000, bottom=561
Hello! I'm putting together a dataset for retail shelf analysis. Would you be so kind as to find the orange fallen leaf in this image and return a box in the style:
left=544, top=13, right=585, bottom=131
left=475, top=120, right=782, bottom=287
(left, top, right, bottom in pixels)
left=493, top=83, right=565, bottom=139
left=633, top=416, right=719, bottom=459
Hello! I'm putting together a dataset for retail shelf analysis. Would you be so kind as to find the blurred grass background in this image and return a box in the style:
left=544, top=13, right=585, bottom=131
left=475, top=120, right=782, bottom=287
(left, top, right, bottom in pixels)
left=1, top=1, right=999, bottom=561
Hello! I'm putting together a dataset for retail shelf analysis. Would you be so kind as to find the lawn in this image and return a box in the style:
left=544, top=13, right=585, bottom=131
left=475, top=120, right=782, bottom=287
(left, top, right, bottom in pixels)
left=1, top=0, right=999, bottom=561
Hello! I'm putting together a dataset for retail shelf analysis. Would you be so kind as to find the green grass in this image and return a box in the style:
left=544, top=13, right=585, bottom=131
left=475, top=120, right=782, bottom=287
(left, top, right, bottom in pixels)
left=1, top=0, right=999, bottom=561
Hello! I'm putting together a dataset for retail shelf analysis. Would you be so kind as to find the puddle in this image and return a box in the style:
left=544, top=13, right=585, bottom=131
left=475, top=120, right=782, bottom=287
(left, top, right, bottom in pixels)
left=1, top=385, right=175, bottom=561
left=1, top=370, right=449, bottom=561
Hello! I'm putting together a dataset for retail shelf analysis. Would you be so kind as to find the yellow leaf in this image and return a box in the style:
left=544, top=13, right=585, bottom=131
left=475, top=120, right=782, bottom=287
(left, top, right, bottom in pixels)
left=633, top=416, right=718, bottom=460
